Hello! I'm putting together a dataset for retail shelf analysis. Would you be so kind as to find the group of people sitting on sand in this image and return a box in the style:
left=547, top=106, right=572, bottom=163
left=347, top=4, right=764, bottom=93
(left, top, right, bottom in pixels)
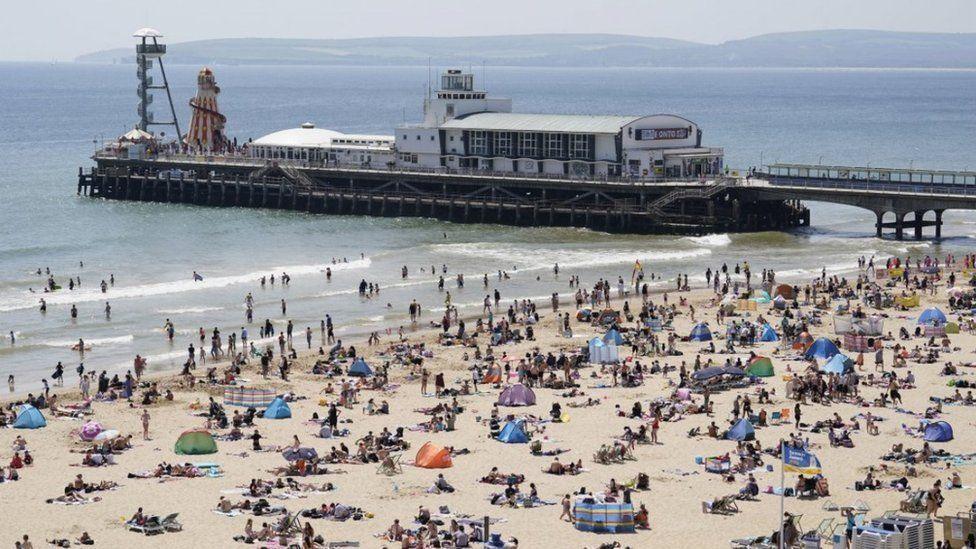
left=46, top=473, right=117, bottom=504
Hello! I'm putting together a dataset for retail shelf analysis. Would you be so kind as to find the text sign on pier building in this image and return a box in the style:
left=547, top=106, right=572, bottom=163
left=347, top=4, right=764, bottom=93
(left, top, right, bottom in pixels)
left=637, top=128, right=690, bottom=141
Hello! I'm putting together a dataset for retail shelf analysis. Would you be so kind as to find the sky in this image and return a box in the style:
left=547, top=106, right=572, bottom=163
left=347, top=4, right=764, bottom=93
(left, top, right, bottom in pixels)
left=3, top=0, right=975, bottom=61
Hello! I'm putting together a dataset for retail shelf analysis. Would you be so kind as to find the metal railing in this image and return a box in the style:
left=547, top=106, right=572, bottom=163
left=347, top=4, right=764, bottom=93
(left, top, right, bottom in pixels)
left=758, top=174, right=976, bottom=199
left=93, top=150, right=721, bottom=188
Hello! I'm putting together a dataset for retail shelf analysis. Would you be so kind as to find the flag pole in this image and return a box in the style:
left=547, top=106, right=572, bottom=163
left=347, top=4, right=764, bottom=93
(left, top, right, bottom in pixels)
left=779, top=439, right=785, bottom=549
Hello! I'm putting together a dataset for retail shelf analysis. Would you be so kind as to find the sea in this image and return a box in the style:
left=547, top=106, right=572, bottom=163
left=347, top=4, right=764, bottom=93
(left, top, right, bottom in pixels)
left=0, top=63, right=974, bottom=392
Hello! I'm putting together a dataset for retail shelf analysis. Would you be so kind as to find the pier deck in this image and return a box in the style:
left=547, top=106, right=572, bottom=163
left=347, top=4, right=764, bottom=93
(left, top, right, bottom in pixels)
left=81, top=155, right=808, bottom=235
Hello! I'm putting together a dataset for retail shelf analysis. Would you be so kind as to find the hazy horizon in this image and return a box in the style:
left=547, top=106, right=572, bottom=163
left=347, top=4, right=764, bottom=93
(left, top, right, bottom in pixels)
left=2, top=0, right=975, bottom=61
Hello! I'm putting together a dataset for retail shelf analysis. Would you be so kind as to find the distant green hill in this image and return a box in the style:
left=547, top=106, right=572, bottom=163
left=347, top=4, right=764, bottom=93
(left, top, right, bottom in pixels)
left=76, top=30, right=976, bottom=68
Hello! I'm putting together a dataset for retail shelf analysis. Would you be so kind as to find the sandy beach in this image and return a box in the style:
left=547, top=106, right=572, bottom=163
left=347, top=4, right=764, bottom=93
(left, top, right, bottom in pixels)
left=1, top=259, right=974, bottom=549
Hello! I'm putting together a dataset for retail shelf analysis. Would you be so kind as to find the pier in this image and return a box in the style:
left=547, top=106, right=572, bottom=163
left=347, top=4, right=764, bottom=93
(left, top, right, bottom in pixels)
left=79, top=155, right=808, bottom=235
left=759, top=164, right=976, bottom=240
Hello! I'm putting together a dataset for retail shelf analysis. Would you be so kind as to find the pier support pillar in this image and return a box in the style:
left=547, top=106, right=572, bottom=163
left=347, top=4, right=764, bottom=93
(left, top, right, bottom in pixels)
left=895, top=212, right=905, bottom=241
left=914, top=210, right=925, bottom=240
left=875, top=212, right=884, bottom=238
left=935, top=209, right=944, bottom=240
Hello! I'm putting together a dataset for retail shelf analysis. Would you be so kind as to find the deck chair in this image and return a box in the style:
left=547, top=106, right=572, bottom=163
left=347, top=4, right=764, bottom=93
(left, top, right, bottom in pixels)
left=769, top=410, right=782, bottom=425
left=376, top=453, right=403, bottom=476
left=779, top=408, right=791, bottom=424
left=277, top=512, right=304, bottom=536
left=820, top=499, right=839, bottom=511
left=815, top=518, right=834, bottom=539
left=900, top=490, right=928, bottom=513
left=160, top=513, right=182, bottom=532
left=125, top=519, right=159, bottom=535
left=853, top=499, right=871, bottom=512
left=140, top=516, right=165, bottom=535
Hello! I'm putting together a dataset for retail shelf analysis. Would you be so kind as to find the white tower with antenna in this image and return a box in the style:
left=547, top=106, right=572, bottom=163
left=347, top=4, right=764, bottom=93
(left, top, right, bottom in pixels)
left=133, top=28, right=181, bottom=140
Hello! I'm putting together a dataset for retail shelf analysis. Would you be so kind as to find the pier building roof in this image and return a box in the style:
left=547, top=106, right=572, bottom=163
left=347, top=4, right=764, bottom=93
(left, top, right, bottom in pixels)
left=252, top=124, right=345, bottom=148
left=440, top=113, right=640, bottom=134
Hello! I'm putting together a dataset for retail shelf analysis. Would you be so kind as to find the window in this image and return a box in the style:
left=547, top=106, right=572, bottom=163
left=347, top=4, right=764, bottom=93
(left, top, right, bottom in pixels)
left=493, top=132, right=512, bottom=156
left=517, top=132, right=538, bottom=157
left=569, top=134, right=590, bottom=159
left=469, top=131, right=488, bottom=156
left=446, top=104, right=455, bottom=117
left=543, top=133, right=564, bottom=158
left=430, top=136, right=435, bottom=141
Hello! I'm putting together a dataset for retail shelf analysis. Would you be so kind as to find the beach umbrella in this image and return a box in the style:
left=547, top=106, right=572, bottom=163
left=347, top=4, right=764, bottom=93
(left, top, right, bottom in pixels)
left=80, top=421, right=103, bottom=441
left=93, top=429, right=120, bottom=442
left=283, top=447, right=318, bottom=461
left=691, top=366, right=724, bottom=381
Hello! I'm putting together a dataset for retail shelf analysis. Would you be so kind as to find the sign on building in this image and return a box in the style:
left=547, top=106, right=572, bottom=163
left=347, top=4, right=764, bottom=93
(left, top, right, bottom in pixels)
left=637, top=128, right=689, bottom=141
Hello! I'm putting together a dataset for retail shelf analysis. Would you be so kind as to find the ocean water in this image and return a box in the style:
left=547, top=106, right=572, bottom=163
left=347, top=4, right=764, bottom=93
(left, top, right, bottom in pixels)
left=0, top=63, right=974, bottom=391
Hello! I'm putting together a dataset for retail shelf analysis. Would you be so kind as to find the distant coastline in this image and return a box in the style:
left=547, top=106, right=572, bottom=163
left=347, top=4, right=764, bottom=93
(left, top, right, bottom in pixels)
left=75, top=30, right=976, bottom=69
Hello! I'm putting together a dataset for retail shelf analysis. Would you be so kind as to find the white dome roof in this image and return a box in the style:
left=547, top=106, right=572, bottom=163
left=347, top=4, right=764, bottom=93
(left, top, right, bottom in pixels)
left=252, top=125, right=345, bottom=147
left=133, top=27, right=163, bottom=38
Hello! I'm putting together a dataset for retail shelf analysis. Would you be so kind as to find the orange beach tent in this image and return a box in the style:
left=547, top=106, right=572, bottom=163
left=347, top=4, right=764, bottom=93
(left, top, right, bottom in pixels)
left=415, top=442, right=453, bottom=469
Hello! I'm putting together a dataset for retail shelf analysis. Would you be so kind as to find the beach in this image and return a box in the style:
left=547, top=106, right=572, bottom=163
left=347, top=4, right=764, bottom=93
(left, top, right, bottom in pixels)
left=2, top=258, right=975, bottom=548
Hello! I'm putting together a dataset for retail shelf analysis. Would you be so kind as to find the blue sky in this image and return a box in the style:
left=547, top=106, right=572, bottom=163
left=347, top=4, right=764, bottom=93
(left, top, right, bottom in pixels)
left=3, top=0, right=975, bottom=61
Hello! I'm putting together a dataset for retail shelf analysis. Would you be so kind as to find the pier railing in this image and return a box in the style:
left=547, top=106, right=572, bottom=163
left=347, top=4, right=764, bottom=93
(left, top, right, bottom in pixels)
left=757, top=175, right=976, bottom=199
left=93, top=151, right=721, bottom=188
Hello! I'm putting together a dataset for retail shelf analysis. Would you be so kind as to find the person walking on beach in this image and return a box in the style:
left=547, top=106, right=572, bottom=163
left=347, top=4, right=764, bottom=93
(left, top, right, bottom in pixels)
left=80, top=374, right=90, bottom=400
left=421, top=368, right=430, bottom=395
left=327, top=404, right=339, bottom=432
left=560, top=494, right=572, bottom=522
left=305, top=326, right=312, bottom=349
left=141, top=409, right=151, bottom=440
left=794, top=402, right=802, bottom=429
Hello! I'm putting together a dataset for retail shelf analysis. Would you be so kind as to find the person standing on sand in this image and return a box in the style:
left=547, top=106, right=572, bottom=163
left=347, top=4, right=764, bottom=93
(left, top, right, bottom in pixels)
left=794, top=402, right=802, bottom=429
left=560, top=494, right=572, bottom=522
left=421, top=368, right=429, bottom=395
left=141, top=409, right=150, bottom=440
left=328, top=404, right=339, bottom=432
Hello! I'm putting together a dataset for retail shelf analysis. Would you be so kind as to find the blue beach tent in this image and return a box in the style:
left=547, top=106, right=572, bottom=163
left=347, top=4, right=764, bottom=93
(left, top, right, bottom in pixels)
left=820, top=353, right=852, bottom=375
left=497, top=420, right=529, bottom=443
left=263, top=397, right=292, bottom=419
left=13, top=404, right=46, bottom=429
left=603, top=329, right=624, bottom=345
left=918, top=308, right=947, bottom=326
left=348, top=358, right=374, bottom=377
left=804, top=337, right=840, bottom=360
left=760, top=323, right=780, bottom=342
left=923, top=421, right=954, bottom=442
left=689, top=323, right=712, bottom=342
left=725, top=418, right=756, bottom=441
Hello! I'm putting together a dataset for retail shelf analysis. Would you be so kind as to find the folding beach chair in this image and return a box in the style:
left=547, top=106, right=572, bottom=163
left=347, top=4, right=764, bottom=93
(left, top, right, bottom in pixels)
left=814, top=518, right=834, bottom=539
left=160, top=513, right=182, bottom=532
left=769, top=410, right=782, bottom=425
left=376, top=453, right=403, bottom=476
left=779, top=408, right=791, bottom=424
